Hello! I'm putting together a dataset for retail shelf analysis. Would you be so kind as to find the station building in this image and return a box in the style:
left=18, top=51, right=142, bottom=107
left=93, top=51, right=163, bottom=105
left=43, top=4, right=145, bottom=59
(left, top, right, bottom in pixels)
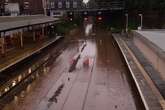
left=2, top=0, right=46, bottom=15
left=47, top=0, right=83, bottom=17
left=0, top=0, right=5, bottom=16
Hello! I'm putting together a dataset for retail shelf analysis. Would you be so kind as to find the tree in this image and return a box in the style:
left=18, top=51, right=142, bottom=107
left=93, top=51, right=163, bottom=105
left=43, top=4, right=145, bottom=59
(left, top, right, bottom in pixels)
left=125, top=0, right=165, bottom=11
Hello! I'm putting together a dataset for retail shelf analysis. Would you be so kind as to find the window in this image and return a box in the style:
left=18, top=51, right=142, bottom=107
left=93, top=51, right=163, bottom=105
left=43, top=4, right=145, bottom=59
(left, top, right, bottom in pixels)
left=51, top=2, right=55, bottom=8
left=24, top=2, right=29, bottom=9
left=58, top=2, right=62, bottom=8
left=66, top=1, right=70, bottom=8
left=73, top=1, right=77, bottom=8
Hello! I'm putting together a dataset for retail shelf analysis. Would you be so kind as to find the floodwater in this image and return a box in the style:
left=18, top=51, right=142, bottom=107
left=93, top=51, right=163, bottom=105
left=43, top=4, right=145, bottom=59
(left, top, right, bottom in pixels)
left=85, top=24, right=93, bottom=36
left=2, top=29, right=145, bottom=110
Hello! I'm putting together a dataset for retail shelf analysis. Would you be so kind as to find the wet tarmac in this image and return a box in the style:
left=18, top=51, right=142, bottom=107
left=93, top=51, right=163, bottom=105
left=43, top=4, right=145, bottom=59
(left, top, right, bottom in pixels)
left=1, top=29, right=145, bottom=110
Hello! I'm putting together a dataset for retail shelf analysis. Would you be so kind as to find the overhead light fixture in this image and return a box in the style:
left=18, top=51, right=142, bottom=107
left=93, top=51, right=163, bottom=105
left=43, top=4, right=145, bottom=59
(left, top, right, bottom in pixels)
left=83, top=0, right=89, bottom=4
left=84, top=17, right=88, bottom=21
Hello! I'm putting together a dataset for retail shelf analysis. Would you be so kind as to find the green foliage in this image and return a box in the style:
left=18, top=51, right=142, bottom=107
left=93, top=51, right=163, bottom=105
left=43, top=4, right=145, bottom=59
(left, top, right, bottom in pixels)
left=125, top=0, right=165, bottom=10
left=110, top=27, right=122, bottom=33
left=105, top=20, right=123, bottom=33
left=128, top=21, right=139, bottom=30
left=56, top=20, right=79, bottom=35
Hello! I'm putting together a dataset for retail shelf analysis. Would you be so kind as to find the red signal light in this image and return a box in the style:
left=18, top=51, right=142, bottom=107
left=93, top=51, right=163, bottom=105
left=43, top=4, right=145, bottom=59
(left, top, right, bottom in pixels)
left=84, top=17, right=88, bottom=21
left=98, top=17, right=102, bottom=21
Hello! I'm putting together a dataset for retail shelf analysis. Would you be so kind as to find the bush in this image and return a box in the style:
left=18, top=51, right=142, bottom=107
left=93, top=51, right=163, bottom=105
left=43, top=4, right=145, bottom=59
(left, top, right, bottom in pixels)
left=56, top=21, right=78, bottom=35
left=110, top=27, right=122, bottom=33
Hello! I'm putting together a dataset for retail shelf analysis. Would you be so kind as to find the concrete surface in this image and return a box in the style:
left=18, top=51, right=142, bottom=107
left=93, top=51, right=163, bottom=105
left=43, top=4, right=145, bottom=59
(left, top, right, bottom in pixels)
left=136, top=30, right=165, bottom=52
left=113, top=34, right=162, bottom=110
left=133, top=30, right=165, bottom=80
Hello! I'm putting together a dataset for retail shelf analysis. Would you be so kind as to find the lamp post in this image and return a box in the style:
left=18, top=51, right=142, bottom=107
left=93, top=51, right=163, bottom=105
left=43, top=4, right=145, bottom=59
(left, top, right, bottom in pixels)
left=42, top=0, right=47, bottom=16
left=125, top=13, right=128, bottom=32
left=139, top=14, right=143, bottom=30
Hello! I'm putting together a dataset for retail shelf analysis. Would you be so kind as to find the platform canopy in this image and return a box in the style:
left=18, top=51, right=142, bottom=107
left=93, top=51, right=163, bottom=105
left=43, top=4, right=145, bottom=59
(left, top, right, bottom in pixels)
left=0, top=15, right=60, bottom=33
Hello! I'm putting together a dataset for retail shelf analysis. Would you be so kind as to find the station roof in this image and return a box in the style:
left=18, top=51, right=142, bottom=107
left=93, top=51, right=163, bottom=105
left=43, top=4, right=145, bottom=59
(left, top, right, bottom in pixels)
left=0, top=15, right=60, bottom=33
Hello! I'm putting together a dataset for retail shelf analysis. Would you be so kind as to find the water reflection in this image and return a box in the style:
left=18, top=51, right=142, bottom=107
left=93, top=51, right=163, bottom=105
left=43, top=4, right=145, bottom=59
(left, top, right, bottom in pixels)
left=0, top=46, right=60, bottom=110
left=85, top=24, right=93, bottom=36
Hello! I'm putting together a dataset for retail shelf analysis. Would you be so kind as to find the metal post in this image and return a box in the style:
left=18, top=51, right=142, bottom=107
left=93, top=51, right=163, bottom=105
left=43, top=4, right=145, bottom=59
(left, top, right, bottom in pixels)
left=125, top=13, right=128, bottom=32
left=1, top=34, right=5, bottom=55
left=20, top=31, right=23, bottom=48
left=42, top=26, right=45, bottom=38
left=141, top=14, right=143, bottom=29
left=42, top=0, right=47, bottom=16
left=33, top=30, right=36, bottom=41
left=139, top=14, right=143, bottom=30
left=44, top=8, right=47, bottom=16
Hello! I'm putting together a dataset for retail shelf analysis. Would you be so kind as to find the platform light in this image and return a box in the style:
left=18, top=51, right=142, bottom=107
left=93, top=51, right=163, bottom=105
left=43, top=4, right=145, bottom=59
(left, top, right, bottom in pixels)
left=12, top=81, right=16, bottom=87
left=44, top=67, right=46, bottom=73
left=4, top=87, right=9, bottom=92
left=26, top=85, right=31, bottom=93
left=28, top=68, right=32, bottom=74
left=83, top=0, right=89, bottom=4
left=18, top=75, right=22, bottom=82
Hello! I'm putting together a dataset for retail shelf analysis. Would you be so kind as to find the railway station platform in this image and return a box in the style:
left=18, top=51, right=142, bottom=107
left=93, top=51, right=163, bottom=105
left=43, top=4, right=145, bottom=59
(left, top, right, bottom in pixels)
left=133, top=30, right=165, bottom=75
left=129, top=31, right=165, bottom=105
left=0, top=15, right=62, bottom=73
left=1, top=30, right=148, bottom=110
left=113, top=29, right=165, bottom=109
left=135, top=30, right=165, bottom=51
left=0, top=36, right=63, bottom=73
left=113, top=34, right=163, bottom=110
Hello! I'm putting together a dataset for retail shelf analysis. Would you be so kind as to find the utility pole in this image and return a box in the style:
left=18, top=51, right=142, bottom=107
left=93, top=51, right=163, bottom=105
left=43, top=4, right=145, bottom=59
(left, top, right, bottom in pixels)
left=125, top=13, right=128, bottom=32
left=42, top=0, right=47, bottom=16
left=139, top=14, right=143, bottom=30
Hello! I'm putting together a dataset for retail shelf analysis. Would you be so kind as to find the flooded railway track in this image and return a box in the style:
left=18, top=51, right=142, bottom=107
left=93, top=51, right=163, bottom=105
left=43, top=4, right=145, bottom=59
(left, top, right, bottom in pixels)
left=0, top=32, right=147, bottom=110
left=0, top=39, right=66, bottom=109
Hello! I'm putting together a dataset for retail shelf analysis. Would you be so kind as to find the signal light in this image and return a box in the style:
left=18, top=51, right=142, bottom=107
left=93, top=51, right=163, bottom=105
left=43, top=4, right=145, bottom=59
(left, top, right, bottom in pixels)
left=98, top=11, right=102, bottom=15
left=69, top=12, right=73, bottom=15
left=84, top=17, right=88, bottom=21
left=84, top=11, right=88, bottom=15
left=98, top=17, right=102, bottom=21
left=70, top=18, right=73, bottom=21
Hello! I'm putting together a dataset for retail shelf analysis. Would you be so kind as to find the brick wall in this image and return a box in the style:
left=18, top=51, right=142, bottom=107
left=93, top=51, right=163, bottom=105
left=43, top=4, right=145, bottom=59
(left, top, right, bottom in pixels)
left=9, top=0, right=44, bottom=14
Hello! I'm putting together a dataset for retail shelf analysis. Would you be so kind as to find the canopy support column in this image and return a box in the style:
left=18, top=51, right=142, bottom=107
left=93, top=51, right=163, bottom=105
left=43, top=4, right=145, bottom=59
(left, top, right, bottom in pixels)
left=33, top=30, right=36, bottom=42
left=20, top=31, right=23, bottom=48
left=1, top=35, right=5, bottom=55
left=42, top=26, right=45, bottom=37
